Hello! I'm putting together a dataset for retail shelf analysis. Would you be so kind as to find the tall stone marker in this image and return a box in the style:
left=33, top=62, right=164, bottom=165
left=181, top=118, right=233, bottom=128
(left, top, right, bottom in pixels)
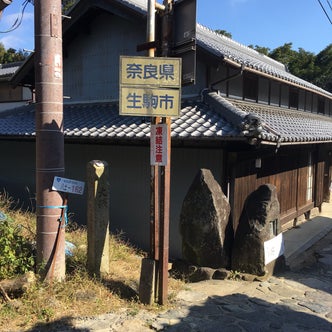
left=179, top=169, right=231, bottom=268
left=87, top=160, right=110, bottom=277
left=232, top=184, right=285, bottom=276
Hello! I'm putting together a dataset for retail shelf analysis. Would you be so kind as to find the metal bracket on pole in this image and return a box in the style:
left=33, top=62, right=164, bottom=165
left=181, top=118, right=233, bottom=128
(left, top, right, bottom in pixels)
left=155, top=2, right=165, bottom=11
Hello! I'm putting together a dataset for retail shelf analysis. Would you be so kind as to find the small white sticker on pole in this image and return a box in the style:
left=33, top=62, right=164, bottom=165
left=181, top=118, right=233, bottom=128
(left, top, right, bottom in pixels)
left=52, top=176, right=85, bottom=195
left=54, top=53, right=62, bottom=78
left=150, top=123, right=168, bottom=166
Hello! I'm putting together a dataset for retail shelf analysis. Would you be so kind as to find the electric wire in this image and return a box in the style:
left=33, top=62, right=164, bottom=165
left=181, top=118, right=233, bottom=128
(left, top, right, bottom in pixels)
left=327, top=0, right=332, bottom=11
left=317, top=0, right=332, bottom=24
left=0, top=0, right=32, bottom=34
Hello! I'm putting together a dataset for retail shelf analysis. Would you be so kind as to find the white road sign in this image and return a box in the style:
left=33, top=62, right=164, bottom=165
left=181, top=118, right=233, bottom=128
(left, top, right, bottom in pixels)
left=52, top=176, right=85, bottom=195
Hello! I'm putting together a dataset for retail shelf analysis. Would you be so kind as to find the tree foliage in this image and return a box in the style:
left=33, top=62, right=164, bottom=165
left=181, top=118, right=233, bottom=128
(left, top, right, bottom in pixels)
left=314, top=44, right=332, bottom=92
left=248, top=45, right=270, bottom=56
left=215, top=29, right=232, bottom=39
left=0, top=43, right=28, bottom=64
left=62, top=0, right=78, bottom=13
left=249, top=42, right=332, bottom=93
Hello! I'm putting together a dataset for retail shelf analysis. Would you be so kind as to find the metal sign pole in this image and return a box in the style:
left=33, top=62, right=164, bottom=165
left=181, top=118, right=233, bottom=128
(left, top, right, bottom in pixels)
left=137, top=0, right=178, bottom=305
left=158, top=117, right=171, bottom=305
left=148, top=0, right=160, bottom=303
left=139, top=0, right=160, bottom=305
left=157, top=0, right=173, bottom=305
left=147, top=0, right=160, bottom=264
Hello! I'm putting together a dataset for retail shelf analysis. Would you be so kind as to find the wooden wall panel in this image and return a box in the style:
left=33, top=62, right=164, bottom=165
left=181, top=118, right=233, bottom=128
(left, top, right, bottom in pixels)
left=297, top=165, right=309, bottom=208
left=315, top=160, right=325, bottom=207
left=231, top=147, right=322, bottom=232
left=232, top=159, right=257, bottom=232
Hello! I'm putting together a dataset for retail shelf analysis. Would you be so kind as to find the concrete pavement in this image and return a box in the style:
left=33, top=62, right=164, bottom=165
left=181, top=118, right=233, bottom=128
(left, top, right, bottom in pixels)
left=284, top=202, right=332, bottom=270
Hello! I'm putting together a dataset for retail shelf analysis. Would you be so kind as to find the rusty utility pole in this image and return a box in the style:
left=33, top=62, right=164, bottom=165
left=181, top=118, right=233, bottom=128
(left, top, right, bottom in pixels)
left=35, top=0, right=65, bottom=281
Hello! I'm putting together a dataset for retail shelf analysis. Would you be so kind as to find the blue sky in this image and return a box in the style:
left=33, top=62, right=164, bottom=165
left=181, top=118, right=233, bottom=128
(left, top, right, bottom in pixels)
left=0, top=0, right=330, bottom=55
left=0, top=0, right=34, bottom=52
left=197, top=0, right=331, bottom=54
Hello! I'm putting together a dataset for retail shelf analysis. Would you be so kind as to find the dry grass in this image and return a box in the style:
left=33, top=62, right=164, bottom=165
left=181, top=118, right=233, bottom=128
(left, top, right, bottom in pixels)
left=0, top=194, right=185, bottom=331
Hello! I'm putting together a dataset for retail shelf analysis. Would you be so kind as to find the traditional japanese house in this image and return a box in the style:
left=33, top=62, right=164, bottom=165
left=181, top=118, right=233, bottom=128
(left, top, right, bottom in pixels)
left=1, top=0, right=332, bottom=257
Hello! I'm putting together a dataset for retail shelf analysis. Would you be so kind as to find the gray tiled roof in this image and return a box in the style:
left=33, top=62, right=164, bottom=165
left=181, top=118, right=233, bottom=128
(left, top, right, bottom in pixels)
left=111, top=1, right=332, bottom=98
left=118, top=0, right=146, bottom=12
left=232, top=99, right=332, bottom=143
left=0, top=62, right=22, bottom=79
left=112, top=1, right=327, bottom=98
left=1, top=98, right=332, bottom=145
left=204, top=92, right=332, bottom=144
left=2, top=0, right=332, bottom=146
left=0, top=101, right=239, bottom=141
left=196, top=25, right=332, bottom=98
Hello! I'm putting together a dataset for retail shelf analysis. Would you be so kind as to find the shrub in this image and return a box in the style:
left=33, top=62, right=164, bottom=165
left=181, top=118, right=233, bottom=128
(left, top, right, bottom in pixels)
left=0, top=215, right=35, bottom=279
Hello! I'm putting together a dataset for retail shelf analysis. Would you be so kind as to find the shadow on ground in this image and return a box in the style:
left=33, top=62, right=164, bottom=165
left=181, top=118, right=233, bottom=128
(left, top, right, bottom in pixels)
left=25, top=291, right=332, bottom=332
left=160, top=293, right=332, bottom=331
left=26, top=316, right=88, bottom=331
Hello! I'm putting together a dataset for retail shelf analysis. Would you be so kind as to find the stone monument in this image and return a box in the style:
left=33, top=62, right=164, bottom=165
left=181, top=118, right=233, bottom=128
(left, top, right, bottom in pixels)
left=232, top=184, right=285, bottom=276
left=179, top=169, right=231, bottom=268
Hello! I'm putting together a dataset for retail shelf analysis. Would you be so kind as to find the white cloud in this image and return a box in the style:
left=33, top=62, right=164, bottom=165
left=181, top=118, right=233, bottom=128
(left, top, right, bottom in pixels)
left=0, top=11, right=34, bottom=50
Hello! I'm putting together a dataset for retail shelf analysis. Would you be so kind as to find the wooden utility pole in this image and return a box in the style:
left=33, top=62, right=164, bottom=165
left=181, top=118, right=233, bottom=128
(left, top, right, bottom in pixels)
left=35, top=0, right=65, bottom=281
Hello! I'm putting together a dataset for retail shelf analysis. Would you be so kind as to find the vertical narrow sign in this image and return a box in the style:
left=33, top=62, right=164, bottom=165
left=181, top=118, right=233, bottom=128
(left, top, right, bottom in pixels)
left=150, top=123, right=169, bottom=166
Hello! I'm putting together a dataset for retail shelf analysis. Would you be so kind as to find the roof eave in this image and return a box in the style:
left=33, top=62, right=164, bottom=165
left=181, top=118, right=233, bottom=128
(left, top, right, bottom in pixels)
left=221, top=57, right=332, bottom=100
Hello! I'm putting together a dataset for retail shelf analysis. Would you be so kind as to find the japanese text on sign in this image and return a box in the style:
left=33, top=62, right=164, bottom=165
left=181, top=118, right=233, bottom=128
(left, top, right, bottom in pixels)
left=151, top=124, right=168, bottom=166
left=120, top=56, right=181, bottom=87
left=52, top=176, right=85, bottom=195
left=121, top=87, right=179, bottom=116
left=127, top=63, right=175, bottom=80
left=120, top=56, right=181, bottom=117
left=127, top=92, right=174, bottom=110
